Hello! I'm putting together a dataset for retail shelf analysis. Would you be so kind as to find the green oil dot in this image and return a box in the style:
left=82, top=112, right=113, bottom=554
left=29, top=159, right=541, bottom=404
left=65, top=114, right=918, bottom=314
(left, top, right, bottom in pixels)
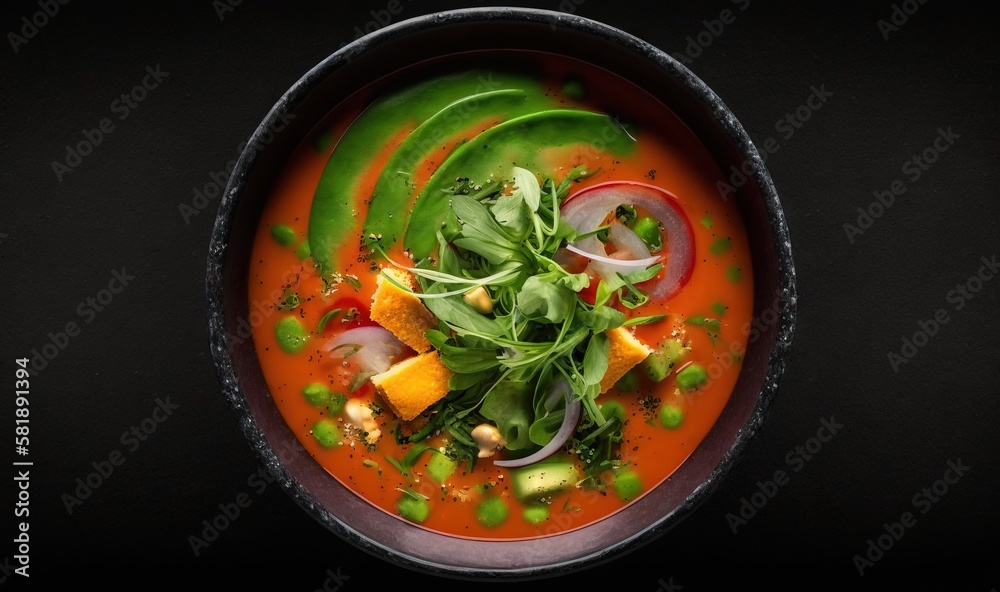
left=311, top=419, right=341, bottom=448
left=270, top=224, right=296, bottom=246
left=660, top=405, right=684, bottom=429
left=275, top=316, right=308, bottom=354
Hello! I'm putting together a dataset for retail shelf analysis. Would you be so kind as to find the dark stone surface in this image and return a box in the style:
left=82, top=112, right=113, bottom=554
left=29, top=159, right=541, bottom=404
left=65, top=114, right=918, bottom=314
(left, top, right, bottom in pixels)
left=1, top=0, right=996, bottom=588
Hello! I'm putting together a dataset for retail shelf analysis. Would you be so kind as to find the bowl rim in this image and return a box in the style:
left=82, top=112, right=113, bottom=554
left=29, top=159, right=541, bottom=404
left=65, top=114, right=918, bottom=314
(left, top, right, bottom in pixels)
left=206, top=5, right=797, bottom=580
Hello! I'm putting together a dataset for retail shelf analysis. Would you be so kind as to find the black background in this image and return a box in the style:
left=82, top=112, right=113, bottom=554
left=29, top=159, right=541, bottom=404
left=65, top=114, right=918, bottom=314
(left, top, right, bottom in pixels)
left=2, top=0, right=997, bottom=589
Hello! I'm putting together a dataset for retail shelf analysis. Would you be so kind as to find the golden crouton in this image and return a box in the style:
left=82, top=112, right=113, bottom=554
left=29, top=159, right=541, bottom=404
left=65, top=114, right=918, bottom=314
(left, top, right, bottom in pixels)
left=371, top=351, right=452, bottom=421
left=599, top=327, right=653, bottom=393
left=369, top=267, right=437, bottom=353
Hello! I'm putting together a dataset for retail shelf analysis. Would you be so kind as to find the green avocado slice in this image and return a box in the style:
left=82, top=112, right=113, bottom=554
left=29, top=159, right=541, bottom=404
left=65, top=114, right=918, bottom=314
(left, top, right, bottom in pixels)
left=363, top=88, right=547, bottom=253
left=403, top=109, right=637, bottom=260
left=307, top=69, right=549, bottom=277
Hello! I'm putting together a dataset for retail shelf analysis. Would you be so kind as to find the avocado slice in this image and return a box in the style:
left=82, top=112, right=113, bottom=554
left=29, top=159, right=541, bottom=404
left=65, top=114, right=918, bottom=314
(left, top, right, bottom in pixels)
left=403, top=109, right=637, bottom=260
left=510, top=461, right=580, bottom=501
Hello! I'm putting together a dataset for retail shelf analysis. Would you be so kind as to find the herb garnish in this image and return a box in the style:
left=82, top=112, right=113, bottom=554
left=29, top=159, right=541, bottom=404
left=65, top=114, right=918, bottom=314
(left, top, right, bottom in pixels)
left=370, top=165, right=661, bottom=468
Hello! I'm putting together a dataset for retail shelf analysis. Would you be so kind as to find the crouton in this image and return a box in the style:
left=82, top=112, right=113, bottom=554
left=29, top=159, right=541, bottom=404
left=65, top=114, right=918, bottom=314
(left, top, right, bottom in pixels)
left=369, top=267, right=436, bottom=353
left=599, top=326, right=653, bottom=393
left=371, top=350, right=452, bottom=421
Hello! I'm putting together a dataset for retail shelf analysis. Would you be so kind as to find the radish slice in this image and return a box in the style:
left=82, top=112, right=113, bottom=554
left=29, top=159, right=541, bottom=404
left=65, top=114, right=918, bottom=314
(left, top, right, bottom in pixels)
left=561, top=181, right=695, bottom=302
left=324, top=326, right=408, bottom=374
left=494, top=379, right=581, bottom=468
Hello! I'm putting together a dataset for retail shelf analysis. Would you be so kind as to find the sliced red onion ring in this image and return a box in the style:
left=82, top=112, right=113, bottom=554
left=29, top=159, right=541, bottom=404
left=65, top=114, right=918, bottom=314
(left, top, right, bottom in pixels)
left=494, top=379, right=581, bottom=468
left=324, top=326, right=407, bottom=374
left=565, top=242, right=659, bottom=270
left=561, top=181, right=695, bottom=302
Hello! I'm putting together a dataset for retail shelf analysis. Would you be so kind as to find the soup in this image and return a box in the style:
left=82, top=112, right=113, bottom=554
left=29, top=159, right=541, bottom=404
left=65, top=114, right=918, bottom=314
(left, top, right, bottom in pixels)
left=247, top=50, right=753, bottom=540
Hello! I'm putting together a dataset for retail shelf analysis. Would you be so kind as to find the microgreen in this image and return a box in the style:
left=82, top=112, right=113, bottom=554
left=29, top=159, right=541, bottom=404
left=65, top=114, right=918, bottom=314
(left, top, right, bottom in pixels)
left=376, top=165, right=660, bottom=471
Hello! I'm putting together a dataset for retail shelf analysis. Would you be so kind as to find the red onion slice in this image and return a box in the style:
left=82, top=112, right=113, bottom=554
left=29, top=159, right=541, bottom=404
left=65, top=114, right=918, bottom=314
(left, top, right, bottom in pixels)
left=564, top=242, right=659, bottom=270
left=324, top=326, right=407, bottom=374
left=561, top=181, right=695, bottom=302
left=494, top=379, right=581, bottom=468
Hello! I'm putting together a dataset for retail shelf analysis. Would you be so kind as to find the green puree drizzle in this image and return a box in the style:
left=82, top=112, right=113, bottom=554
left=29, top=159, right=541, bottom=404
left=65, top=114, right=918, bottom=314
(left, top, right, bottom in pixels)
left=364, top=89, right=544, bottom=254
left=307, top=66, right=638, bottom=274
left=403, top=109, right=637, bottom=260
left=307, top=68, right=555, bottom=277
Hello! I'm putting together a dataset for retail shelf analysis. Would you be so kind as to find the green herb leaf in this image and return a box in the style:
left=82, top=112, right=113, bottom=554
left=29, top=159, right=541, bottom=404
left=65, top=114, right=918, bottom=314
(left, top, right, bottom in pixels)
left=516, top=275, right=575, bottom=324
left=622, top=314, right=668, bottom=327
left=582, top=332, right=610, bottom=386
left=513, top=166, right=541, bottom=212
left=317, top=308, right=341, bottom=332
left=481, top=380, right=535, bottom=450
left=577, top=306, right=626, bottom=331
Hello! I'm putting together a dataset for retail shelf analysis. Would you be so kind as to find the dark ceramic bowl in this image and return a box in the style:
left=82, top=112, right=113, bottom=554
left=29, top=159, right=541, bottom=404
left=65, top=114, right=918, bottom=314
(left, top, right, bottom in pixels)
left=206, top=6, right=796, bottom=580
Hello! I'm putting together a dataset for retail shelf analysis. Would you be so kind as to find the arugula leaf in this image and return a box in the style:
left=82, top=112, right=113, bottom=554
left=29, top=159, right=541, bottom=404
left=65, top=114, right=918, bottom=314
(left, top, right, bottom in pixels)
left=426, top=330, right=500, bottom=373
left=480, top=380, right=535, bottom=450
left=421, top=287, right=506, bottom=336
left=450, top=194, right=518, bottom=248
left=490, top=191, right=531, bottom=239
left=622, top=314, right=668, bottom=327
left=582, top=332, right=610, bottom=387
left=516, top=275, right=575, bottom=324
left=577, top=306, right=626, bottom=331
left=513, top=166, right=541, bottom=212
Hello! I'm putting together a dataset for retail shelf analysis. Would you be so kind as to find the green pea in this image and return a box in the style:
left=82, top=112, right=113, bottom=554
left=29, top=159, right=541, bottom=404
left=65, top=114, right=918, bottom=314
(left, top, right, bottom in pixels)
left=274, top=316, right=308, bottom=354
left=270, top=224, right=297, bottom=246
left=660, top=405, right=684, bottom=429
left=676, top=363, right=708, bottom=390
left=522, top=505, right=549, bottom=525
left=302, top=383, right=331, bottom=407
left=613, top=470, right=643, bottom=502
left=311, top=419, right=340, bottom=448
left=397, top=494, right=430, bottom=523
left=630, top=216, right=663, bottom=253
left=476, top=497, right=509, bottom=528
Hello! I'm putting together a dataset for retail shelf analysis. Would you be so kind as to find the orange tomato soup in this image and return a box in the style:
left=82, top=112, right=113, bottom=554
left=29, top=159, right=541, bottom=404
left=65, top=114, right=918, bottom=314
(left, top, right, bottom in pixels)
left=248, top=51, right=753, bottom=540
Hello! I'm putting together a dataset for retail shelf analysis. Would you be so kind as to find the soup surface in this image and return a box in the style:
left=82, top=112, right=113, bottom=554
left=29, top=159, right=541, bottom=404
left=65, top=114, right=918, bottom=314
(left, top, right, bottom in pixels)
left=248, top=50, right=753, bottom=539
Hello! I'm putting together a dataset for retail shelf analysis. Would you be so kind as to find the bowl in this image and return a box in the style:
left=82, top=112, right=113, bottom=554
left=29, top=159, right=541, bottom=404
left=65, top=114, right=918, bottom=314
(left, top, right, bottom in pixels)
left=206, top=6, right=796, bottom=580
